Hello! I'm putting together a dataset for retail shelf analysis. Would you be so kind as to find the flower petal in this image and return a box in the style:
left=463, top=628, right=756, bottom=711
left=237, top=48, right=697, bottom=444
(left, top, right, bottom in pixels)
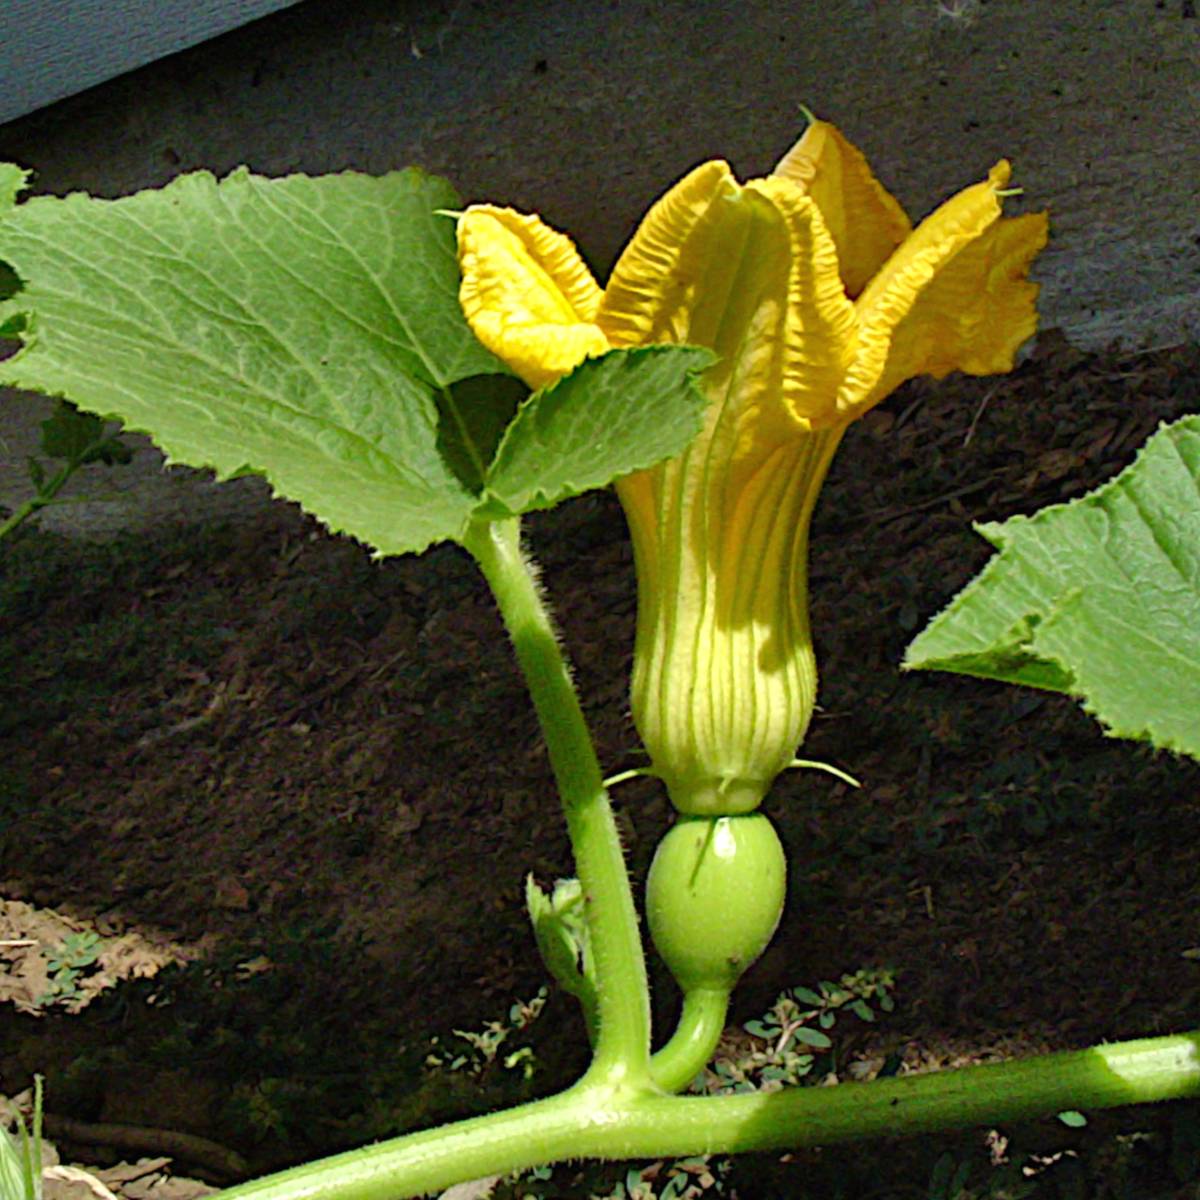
left=773, top=119, right=912, bottom=298
left=600, top=162, right=856, bottom=449
left=746, top=177, right=857, bottom=432
left=457, top=205, right=608, bottom=389
left=596, top=159, right=738, bottom=348
left=601, top=160, right=785, bottom=501
left=620, top=426, right=844, bottom=815
left=610, top=170, right=856, bottom=811
left=838, top=161, right=1049, bottom=420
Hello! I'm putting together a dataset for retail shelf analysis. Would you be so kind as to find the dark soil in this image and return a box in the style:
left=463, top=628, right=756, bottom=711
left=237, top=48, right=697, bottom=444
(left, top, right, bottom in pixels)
left=2, top=334, right=1199, bottom=1198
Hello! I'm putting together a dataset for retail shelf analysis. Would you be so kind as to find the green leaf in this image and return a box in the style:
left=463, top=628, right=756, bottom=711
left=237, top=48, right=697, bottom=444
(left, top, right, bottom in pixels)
left=905, top=415, right=1200, bottom=760
left=848, top=999, right=875, bottom=1022
left=0, top=164, right=28, bottom=318
left=40, top=400, right=105, bottom=462
left=790, top=1026, right=833, bottom=1049
left=1057, top=1110, right=1088, bottom=1127
left=0, top=165, right=506, bottom=556
left=481, top=346, right=714, bottom=517
left=524, top=874, right=585, bottom=991
left=791, top=986, right=823, bottom=1007
left=435, top=373, right=529, bottom=495
left=0, top=166, right=716, bottom=551
left=0, top=164, right=27, bottom=211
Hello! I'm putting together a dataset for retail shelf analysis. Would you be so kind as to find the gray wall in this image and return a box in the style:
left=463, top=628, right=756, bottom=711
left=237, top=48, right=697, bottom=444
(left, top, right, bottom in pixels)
left=1, top=0, right=1197, bottom=535
left=0, top=0, right=304, bottom=125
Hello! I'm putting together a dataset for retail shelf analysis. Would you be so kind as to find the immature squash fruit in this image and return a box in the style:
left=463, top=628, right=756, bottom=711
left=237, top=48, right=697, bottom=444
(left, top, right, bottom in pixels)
left=645, top=813, right=786, bottom=994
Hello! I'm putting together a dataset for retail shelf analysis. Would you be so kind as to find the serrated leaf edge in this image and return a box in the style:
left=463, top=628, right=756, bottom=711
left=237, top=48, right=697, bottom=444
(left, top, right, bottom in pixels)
left=905, top=414, right=1200, bottom=760
left=480, top=344, right=713, bottom=517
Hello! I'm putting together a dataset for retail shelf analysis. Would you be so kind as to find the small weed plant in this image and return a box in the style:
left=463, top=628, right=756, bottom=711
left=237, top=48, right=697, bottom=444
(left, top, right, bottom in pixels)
left=0, top=399, right=129, bottom=543
left=35, top=930, right=103, bottom=1009
left=426, top=987, right=549, bottom=1082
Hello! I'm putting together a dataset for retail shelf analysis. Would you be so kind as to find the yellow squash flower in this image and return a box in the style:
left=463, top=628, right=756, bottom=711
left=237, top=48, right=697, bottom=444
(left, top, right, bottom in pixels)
left=457, top=118, right=1048, bottom=815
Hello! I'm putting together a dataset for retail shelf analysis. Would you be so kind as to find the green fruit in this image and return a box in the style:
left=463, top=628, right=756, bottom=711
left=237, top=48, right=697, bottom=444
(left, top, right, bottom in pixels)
left=645, top=813, right=786, bottom=994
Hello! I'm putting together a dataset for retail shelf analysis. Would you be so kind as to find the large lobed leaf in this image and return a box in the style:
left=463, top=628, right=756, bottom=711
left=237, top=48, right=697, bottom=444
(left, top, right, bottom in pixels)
left=0, top=167, right=710, bottom=555
left=0, top=166, right=501, bottom=554
left=905, top=415, right=1200, bottom=760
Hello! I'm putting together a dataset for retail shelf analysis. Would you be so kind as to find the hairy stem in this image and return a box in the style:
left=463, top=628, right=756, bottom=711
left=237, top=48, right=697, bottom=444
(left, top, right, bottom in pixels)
left=217, top=1033, right=1200, bottom=1200
left=462, top=516, right=652, bottom=1083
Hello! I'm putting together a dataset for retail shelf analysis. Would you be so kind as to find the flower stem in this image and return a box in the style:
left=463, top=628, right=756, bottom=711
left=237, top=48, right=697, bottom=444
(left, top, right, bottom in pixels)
left=216, top=1033, right=1200, bottom=1200
left=461, top=516, right=652, bottom=1084
left=650, top=987, right=730, bottom=1093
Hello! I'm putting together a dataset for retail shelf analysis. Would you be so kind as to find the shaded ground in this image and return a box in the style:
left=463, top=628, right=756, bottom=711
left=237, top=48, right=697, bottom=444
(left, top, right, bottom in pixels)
left=1, top=335, right=1199, bottom=1197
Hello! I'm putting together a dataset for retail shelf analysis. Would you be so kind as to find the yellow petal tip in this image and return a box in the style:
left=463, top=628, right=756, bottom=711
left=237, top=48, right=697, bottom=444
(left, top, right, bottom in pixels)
left=988, top=159, right=1013, bottom=189
left=457, top=205, right=608, bottom=389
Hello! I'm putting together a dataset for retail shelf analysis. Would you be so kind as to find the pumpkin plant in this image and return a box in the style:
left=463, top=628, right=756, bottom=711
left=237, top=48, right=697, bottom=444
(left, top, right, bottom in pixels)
left=0, top=115, right=1196, bottom=1200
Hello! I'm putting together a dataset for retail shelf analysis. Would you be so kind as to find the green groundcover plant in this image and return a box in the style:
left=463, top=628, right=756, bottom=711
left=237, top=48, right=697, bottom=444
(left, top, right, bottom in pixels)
left=0, top=115, right=1196, bottom=1200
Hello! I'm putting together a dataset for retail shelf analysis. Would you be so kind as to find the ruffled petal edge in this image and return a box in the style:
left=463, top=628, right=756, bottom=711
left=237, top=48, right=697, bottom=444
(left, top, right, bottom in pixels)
left=773, top=119, right=912, bottom=298
left=838, top=161, right=1048, bottom=419
left=597, top=160, right=738, bottom=348
left=457, top=205, right=608, bottom=389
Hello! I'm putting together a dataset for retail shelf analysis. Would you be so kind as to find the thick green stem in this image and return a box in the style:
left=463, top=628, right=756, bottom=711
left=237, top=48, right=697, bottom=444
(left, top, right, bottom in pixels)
left=650, top=988, right=729, bottom=1094
left=217, top=1033, right=1200, bottom=1200
left=606, top=1032, right=1200, bottom=1152
left=216, top=1086, right=596, bottom=1200
left=462, top=516, right=652, bottom=1083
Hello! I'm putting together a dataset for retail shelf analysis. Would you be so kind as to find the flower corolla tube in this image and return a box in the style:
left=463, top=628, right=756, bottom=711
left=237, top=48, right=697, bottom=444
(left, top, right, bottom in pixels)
left=457, top=117, right=1048, bottom=815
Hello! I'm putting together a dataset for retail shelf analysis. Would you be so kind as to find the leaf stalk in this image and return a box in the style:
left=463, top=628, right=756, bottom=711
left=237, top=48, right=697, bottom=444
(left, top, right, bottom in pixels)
left=461, top=516, right=652, bottom=1085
